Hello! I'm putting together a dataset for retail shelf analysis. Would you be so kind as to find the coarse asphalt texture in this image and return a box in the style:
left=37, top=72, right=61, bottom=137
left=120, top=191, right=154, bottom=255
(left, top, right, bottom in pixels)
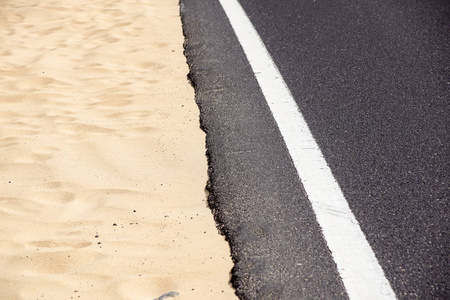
left=181, top=0, right=449, bottom=299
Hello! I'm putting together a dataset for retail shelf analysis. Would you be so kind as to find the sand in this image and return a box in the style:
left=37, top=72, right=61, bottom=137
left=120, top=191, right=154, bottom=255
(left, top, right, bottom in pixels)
left=0, top=0, right=236, bottom=299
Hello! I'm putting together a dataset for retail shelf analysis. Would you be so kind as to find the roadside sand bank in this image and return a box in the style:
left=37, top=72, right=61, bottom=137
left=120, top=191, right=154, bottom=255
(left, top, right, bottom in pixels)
left=0, top=0, right=236, bottom=299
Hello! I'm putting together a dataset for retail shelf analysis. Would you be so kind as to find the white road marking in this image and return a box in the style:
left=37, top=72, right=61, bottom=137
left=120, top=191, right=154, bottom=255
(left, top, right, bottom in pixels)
left=217, top=0, right=397, bottom=299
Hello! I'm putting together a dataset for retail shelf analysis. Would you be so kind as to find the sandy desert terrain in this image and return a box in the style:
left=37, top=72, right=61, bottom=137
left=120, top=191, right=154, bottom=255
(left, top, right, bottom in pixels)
left=0, top=0, right=236, bottom=299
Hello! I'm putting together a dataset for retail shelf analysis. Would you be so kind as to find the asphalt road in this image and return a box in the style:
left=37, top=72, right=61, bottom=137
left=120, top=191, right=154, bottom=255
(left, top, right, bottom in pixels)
left=181, top=0, right=450, bottom=299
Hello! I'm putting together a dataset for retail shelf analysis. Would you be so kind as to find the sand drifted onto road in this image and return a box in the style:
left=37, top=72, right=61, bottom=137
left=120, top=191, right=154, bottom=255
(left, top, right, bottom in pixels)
left=0, top=0, right=236, bottom=299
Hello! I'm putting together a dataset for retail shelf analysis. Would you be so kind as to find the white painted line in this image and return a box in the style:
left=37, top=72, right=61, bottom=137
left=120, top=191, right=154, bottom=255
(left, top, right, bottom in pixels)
left=217, top=0, right=397, bottom=299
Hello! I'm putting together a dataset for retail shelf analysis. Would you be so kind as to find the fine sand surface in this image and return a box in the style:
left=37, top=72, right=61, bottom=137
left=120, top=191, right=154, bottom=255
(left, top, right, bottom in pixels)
left=0, top=0, right=236, bottom=299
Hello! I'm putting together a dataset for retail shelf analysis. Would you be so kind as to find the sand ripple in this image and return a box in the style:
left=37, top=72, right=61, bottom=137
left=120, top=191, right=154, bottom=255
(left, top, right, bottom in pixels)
left=0, top=0, right=235, bottom=299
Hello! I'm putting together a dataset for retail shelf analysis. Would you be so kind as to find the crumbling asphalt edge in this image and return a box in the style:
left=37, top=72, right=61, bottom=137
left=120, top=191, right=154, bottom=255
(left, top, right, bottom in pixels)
left=178, top=1, right=244, bottom=299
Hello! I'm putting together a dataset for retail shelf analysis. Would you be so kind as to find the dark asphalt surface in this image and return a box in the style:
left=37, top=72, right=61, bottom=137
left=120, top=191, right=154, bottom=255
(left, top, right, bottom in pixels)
left=181, top=0, right=449, bottom=299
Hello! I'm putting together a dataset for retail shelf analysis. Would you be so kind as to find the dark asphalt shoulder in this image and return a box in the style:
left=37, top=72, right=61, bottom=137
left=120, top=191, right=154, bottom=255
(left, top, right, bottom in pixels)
left=181, top=0, right=348, bottom=299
